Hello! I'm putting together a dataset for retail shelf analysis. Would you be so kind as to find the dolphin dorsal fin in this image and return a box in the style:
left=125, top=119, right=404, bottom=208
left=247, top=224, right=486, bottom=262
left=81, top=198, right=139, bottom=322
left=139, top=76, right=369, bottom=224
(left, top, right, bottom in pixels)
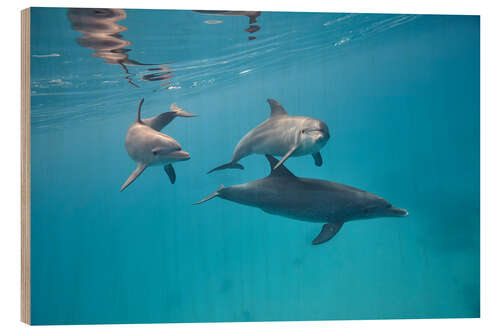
left=267, top=99, right=288, bottom=118
left=265, top=155, right=296, bottom=178
left=137, top=98, right=145, bottom=123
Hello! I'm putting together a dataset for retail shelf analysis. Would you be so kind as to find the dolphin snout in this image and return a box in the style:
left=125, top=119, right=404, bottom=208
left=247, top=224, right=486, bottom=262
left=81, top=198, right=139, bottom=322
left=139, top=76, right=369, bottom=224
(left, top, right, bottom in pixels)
left=169, top=150, right=191, bottom=161
left=388, top=206, right=409, bottom=217
left=318, top=122, right=330, bottom=141
left=316, top=130, right=330, bottom=144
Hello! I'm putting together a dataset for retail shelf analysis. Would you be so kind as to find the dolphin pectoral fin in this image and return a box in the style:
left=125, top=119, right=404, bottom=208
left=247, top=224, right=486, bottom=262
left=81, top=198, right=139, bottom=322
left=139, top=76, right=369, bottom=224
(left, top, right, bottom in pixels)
left=273, top=146, right=297, bottom=170
left=312, top=152, right=323, bottom=166
left=193, top=185, right=224, bottom=205
left=142, top=104, right=198, bottom=131
left=312, top=221, right=344, bottom=245
left=164, top=164, right=176, bottom=184
left=120, top=164, right=147, bottom=192
left=207, top=162, right=244, bottom=174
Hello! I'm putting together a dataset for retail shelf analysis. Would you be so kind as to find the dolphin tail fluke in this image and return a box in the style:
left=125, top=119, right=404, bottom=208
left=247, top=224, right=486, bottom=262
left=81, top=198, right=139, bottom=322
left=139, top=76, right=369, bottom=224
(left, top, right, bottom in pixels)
left=193, top=185, right=224, bottom=205
left=207, top=162, right=244, bottom=174
left=120, top=163, right=147, bottom=192
left=170, top=103, right=198, bottom=118
left=142, top=104, right=198, bottom=131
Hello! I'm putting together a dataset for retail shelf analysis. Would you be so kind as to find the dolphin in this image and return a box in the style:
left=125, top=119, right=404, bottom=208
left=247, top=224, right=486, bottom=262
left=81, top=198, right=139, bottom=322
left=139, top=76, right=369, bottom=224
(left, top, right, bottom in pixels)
left=208, top=99, right=331, bottom=174
left=195, top=155, right=408, bottom=245
left=120, top=98, right=197, bottom=192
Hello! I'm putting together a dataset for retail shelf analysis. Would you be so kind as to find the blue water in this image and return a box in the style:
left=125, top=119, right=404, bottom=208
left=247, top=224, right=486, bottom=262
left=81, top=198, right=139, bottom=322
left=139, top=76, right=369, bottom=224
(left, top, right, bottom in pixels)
left=29, top=8, right=479, bottom=325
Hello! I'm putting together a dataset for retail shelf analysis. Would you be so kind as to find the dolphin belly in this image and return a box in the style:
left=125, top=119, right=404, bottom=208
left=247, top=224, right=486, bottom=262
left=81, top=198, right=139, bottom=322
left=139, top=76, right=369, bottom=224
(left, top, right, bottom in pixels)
left=260, top=205, right=329, bottom=223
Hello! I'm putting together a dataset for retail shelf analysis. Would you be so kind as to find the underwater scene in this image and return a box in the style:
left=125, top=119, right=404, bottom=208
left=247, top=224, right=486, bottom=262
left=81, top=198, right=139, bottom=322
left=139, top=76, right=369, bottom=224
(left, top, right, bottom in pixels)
left=29, top=8, right=479, bottom=325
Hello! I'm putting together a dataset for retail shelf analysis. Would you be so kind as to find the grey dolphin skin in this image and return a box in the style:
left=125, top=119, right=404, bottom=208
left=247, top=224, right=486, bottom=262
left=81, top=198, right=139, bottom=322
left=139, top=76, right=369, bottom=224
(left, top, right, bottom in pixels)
left=195, top=155, right=408, bottom=245
left=120, top=98, right=197, bottom=192
left=208, top=99, right=330, bottom=174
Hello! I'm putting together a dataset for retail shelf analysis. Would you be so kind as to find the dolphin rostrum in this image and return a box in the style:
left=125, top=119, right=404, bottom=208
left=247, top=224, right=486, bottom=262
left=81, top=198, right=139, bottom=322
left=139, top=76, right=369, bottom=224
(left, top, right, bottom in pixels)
left=208, top=99, right=331, bottom=174
left=195, top=155, right=408, bottom=245
left=120, top=98, right=197, bottom=192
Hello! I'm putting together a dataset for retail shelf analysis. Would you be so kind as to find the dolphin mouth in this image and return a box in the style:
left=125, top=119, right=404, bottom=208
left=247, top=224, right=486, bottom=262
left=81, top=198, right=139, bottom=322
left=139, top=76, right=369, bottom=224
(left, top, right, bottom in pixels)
left=168, top=150, right=191, bottom=161
left=306, top=129, right=330, bottom=143
left=318, top=122, right=330, bottom=141
left=315, top=129, right=330, bottom=142
left=388, top=206, right=409, bottom=217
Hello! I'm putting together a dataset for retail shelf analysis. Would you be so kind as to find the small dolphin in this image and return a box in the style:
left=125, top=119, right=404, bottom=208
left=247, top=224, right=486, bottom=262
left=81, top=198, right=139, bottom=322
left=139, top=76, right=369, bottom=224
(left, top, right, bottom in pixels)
left=120, top=98, right=197, bottom=192
left=208, top=99, right=330, bottom=173
left=195, top=155, right=408, bottom=245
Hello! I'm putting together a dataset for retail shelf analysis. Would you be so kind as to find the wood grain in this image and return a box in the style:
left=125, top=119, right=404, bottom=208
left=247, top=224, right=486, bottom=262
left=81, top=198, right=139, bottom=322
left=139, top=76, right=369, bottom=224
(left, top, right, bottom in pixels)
left=21, top=7, right=31, bottom=325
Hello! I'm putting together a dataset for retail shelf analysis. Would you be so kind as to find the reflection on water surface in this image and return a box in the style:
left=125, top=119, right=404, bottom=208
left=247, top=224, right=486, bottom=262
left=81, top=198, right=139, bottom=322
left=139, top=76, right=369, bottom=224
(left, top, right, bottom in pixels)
left=67, top=8, right=172, bottom=87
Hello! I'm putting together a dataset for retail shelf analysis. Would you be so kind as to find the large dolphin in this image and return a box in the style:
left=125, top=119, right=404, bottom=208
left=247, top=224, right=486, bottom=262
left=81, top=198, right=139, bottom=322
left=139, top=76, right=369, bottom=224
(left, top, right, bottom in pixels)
left=195, top=155, right=408, bottom=245
left=120, top=98, right=197, bottom=192
left=208, top=99, right=330, bottom=174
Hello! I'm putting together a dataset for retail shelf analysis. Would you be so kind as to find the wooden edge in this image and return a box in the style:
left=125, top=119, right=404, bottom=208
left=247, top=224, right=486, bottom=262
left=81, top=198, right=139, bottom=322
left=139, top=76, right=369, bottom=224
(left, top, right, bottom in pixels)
left=21, top=7, right=31, bottom=325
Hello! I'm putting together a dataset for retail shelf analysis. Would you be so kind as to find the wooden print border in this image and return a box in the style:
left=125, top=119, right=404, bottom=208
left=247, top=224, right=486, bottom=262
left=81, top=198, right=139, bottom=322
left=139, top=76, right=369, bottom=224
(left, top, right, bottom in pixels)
left=21, top=7, right=31, bottom=325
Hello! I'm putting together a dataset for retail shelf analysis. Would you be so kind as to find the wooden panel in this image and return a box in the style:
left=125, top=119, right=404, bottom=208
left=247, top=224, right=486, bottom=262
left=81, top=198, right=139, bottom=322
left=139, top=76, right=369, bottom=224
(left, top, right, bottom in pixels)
left=21, top=7, right=31, bottom=325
